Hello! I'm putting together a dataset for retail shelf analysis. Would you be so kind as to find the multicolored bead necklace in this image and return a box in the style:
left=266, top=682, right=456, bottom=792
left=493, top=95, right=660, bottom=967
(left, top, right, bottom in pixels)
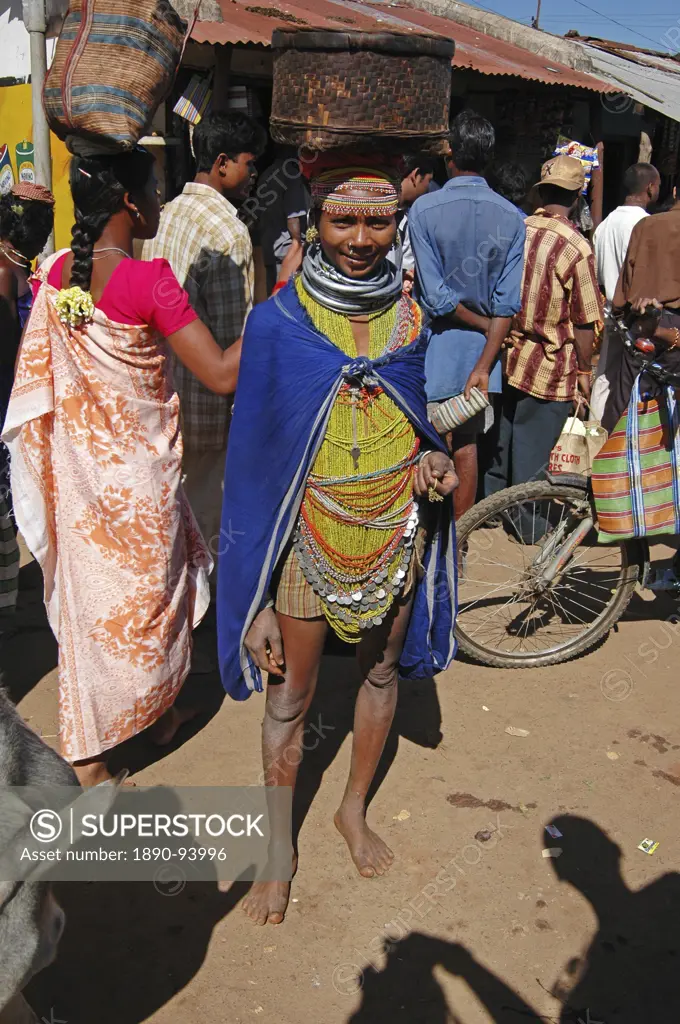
left=295, top=278, right=422, bottom=642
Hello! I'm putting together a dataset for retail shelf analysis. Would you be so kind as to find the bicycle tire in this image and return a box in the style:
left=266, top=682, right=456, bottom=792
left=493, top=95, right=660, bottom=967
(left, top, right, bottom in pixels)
left=454, top=481, right=645, bottom=669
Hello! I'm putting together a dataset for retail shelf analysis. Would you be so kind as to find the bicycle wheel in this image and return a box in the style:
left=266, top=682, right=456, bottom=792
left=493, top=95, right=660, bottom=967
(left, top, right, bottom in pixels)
left=454, top=481, right=644, bottom=668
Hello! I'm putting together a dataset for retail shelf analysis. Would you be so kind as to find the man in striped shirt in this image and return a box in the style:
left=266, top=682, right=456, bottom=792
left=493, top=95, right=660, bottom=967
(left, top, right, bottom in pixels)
left=485, top=155, right=603, bottom=497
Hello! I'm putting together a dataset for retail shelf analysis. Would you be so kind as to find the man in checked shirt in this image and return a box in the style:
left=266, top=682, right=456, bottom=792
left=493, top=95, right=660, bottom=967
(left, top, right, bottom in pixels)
left=144, top=112, right=266, bottom=595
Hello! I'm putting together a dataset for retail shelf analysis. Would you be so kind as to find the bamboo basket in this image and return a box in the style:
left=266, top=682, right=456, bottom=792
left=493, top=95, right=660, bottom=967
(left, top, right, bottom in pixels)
left=270, top=28, right=454, bottom=156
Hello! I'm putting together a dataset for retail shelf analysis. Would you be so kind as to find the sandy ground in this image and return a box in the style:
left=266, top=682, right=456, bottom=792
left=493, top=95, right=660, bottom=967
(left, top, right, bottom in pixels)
left=8, top=541, right=680, bottom=1024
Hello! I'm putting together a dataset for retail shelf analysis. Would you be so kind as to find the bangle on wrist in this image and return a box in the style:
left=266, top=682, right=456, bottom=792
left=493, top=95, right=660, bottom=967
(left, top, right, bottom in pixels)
left=668, top=327, right=680, bottom=350
left=577, top=369, right=592, bottom=376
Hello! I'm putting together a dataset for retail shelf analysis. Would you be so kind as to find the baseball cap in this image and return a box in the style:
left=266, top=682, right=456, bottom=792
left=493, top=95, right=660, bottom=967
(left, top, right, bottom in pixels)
left=535, top=155, right=585, bottom=192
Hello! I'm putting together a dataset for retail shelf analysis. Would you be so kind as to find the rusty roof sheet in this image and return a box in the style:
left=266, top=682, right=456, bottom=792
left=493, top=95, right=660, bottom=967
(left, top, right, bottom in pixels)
left=191, top=0, right=615, bottom=92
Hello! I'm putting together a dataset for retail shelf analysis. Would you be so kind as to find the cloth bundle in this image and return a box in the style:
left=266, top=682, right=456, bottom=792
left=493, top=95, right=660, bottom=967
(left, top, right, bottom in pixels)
left=427, top=387, right=490, bottom=435
left=592, top=374, right=680, bottom=541
left=44, top=0, right=188, bottom=154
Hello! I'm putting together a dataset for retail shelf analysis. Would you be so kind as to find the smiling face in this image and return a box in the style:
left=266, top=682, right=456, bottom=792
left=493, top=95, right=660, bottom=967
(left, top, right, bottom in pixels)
left=318, top=188, right=397, bottom=278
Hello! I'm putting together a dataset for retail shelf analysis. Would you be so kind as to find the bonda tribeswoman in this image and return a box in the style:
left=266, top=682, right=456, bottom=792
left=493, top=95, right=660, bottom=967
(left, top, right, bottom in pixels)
left=218, top=158, right=459, bottom=924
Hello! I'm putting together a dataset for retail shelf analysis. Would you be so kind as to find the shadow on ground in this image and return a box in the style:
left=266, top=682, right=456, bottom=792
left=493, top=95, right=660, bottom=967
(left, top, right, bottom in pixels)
left=109, top=669, right=226, bottom=779
left=348, top=815, right=680, bottom=1024
left=26, top=873, right=246, bottom=1024
left=291, top=639, right=442, bottom=850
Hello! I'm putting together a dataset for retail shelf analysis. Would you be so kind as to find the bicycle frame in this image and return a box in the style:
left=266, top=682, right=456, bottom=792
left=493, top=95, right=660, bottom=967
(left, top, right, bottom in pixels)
left=529, top=473, right=650, bottom=588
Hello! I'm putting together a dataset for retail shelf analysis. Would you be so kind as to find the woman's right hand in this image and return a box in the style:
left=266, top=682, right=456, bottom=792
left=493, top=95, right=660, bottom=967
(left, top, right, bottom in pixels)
left=629, top=297, right=663, bottom=339
left=244, top=607, right=285, bottom=677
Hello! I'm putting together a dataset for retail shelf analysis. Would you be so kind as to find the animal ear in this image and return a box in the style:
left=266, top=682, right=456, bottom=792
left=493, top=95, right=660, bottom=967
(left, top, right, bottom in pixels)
left=14, top=779, right=126, bottom=887
left=0, top=879, right=16, bottom=910
left=0, top=791, right=37, bottom=890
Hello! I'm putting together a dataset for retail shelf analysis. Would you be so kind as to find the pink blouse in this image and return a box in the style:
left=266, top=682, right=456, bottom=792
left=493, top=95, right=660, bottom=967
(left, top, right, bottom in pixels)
left=44, top=254, right=198, bottom=337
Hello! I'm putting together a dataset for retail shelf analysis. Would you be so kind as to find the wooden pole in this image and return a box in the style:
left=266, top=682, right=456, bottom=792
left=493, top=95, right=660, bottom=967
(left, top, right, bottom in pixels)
left=534, top=0, right=542, bottom=29
left=22, top=0, right=54, bottom=254
left=212, top=43, right=232, bottom=113
left=591, top=141, right=604, bottom=229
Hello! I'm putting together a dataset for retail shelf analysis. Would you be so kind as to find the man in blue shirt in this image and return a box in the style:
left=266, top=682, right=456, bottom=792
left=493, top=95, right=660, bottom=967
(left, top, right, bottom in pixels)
left=409, top=111, right=526, bottom=517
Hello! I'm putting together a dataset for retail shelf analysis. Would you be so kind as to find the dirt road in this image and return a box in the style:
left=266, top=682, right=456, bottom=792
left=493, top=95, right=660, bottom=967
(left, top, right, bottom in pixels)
left=10, top=545, right=679, bottom=1024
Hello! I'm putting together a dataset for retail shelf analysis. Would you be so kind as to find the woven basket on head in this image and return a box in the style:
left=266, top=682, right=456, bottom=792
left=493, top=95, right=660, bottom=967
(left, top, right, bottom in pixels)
left=44, top=0, right=187, bottom=154
left=270, top=29, right=454, bottom=156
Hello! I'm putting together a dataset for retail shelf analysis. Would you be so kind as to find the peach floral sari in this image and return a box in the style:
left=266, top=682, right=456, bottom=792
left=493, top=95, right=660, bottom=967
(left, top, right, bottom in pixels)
left=2, top=253, right=211, bottom=761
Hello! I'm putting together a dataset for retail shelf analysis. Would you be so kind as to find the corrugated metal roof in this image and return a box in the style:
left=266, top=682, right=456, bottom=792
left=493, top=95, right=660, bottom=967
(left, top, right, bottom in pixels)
left=572, top=38, right=680, bottom=121
left=192, top=0, right=614, bottom=92
left=365, top=2, right=613, bottom=88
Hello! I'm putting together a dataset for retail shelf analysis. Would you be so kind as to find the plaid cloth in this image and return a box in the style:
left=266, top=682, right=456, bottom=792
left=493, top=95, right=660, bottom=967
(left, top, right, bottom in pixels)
left=506, top=210, right=603, bottom=403
left=593, top=378, right=680, bottom=542
left=143, top=182, right=254, bottom=451
left=0, top=494, right=19, bottom=616
left=274, top=529, right=426, bottom=619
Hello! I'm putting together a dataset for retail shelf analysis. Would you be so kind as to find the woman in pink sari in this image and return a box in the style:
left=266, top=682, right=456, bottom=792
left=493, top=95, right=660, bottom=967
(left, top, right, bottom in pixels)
left=3, top=148, right=240, bottom=785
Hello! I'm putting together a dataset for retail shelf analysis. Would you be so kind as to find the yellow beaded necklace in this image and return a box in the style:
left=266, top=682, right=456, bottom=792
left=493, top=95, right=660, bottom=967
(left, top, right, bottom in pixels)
left=295, top=277, right=420, bottom=642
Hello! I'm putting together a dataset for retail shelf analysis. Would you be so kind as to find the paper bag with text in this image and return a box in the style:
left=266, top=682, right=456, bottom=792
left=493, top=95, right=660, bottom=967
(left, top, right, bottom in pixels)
left=548, top=417, right=608, bottom=477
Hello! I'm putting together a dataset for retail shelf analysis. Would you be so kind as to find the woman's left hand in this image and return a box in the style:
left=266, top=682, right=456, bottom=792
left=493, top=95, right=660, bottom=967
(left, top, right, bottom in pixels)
left=414, top=451, right=459, bottom=498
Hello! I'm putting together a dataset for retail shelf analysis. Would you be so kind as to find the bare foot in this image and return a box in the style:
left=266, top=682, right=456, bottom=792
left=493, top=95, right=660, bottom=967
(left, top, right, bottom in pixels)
left=241, top=854, right=298, bottom=926
left=73, top=760, right=114, bottom=787
left=149, top=705, right=199, bottom=747
left=334, top=800, right=394, bottom=878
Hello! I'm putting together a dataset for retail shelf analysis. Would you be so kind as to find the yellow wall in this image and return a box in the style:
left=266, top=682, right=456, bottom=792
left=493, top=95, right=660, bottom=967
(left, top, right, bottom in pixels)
left=0, top=82, right=74, bottom=250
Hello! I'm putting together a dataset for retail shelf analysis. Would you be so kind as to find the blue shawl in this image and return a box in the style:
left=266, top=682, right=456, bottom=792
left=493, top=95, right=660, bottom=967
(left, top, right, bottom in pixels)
left=217, top=281, right=457, bottom=700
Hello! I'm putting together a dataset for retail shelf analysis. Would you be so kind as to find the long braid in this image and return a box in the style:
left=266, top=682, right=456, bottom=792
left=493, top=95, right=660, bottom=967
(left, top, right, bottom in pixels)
left=67, top=150, right=155, bottom=292
left=69, top=208, right=113, bottom=291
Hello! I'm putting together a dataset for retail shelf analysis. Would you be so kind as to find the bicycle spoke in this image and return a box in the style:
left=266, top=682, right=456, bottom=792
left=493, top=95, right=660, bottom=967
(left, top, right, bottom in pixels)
left=460, top=576, right=524, bottom=588
left=561, top=577, right=621, bottom=595
left=557, top=577, right=614, bottom=606
left=464, top=554, right=528, bottom=573
left=513, top=606, right=542, bottom=650
left=466, top=590, right=527, bottom=638
left=459, top=579, right=529, bottom=614
left=544, top=587, right=592, bottom=626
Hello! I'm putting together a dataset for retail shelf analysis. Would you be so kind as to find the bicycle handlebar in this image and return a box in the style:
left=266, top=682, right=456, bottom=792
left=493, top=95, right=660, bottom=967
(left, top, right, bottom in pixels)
left=612, top=309, right=680, bottom=389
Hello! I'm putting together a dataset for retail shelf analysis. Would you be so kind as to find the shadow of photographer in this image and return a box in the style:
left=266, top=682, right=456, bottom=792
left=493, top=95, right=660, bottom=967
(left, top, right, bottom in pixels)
left=347, top=815, right=680, bottom=1023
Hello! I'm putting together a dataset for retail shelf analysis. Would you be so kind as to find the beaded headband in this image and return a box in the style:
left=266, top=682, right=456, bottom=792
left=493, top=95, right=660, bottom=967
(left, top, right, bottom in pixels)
left=311, top=167, right=399, bottom=217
